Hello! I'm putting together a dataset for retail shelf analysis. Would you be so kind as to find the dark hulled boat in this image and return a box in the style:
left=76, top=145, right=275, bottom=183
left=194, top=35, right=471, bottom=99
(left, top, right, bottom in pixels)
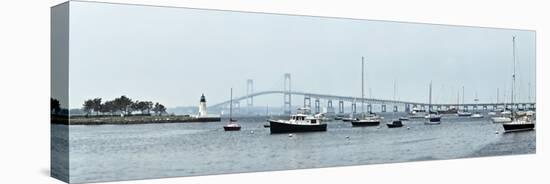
left=268, top=114, right=327, bottom=134
left=223, top=120, right=241, bottom=131
left=501, top=36, right=535, bottom=133
left=223, top=88, right=241, bottom=131
left=424, top=82, right=441, bottom=125
left=350, top=57, right=381, bottom=127
left=386, top=120, right=403, bottom=128
left=351, top=114, right=381, bottom=127
left=502, top=122, right=534, bottom=132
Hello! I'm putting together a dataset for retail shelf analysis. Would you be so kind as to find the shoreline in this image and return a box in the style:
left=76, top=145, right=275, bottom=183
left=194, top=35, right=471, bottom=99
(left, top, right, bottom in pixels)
left=51, top=114, right=221, bottom=125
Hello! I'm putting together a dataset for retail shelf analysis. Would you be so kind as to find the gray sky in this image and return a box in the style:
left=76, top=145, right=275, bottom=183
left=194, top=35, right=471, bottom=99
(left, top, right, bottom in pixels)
left=67, top=1, right=536, bottom=108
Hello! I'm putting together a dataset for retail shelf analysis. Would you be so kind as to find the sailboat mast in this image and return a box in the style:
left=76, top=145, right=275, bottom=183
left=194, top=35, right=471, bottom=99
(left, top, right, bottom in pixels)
left=462, top=86, right=465, bottom=105
left=393, top=80, right=396, bottom=116
left=361, top=56, right=365, bottom=114
left=497, top=88, right=500, bottom=104
left=230, top=88, right=233, bottom=121
left=511, top=36, right=516, bottom=114
left=429, top=81, right=432, bottom=112
left=457, top=90, right=460, bottom=110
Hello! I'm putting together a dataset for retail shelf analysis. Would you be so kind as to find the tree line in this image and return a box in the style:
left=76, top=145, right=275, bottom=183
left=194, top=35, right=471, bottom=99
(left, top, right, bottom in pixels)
left=82, top=95, right=166, bottom=116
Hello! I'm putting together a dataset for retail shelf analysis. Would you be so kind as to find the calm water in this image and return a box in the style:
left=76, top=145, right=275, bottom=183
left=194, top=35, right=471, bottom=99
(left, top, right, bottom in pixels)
left=57, top=113, right=535, bottom=183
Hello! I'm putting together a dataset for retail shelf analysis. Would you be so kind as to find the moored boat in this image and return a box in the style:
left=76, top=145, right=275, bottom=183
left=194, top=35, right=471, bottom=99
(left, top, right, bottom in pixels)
left=503, top=116, right=534, bottom=132
left=350, top=57, right=381, bottom=127
left=351, top=113, right=381, bottom=127
left=223, top=121, right=241, bottom=131
left=424, top=81, right=441, bottom=125
left=502, top=36, right=535, bottom=133
left=424, top=113, right=441, bottom=125
left=470, top=112, right=483, bottom=118
left=491, top=116, right=512, bottom=123
left=386, top=119, right=403, bottom=128
left=268, top=114, right=327, bottom=134
left=223, top=88, right=241, bottom=131
left=457, top=111, right=472, bottom=117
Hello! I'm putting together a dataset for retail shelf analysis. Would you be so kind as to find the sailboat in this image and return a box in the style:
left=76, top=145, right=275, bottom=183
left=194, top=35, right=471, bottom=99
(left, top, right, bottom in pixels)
left=387, top=80, right=403, bottom=128
left=502, top=36, right=535, bottom=132
left=471, top=93, right=484, bottom=118
left=424, top=81, right=441, bottom=125
left=223, top=88, right=241, bottom=131
left=457, top=86, right=472, bottom=117
left=352, top=57, right=381, bottom=127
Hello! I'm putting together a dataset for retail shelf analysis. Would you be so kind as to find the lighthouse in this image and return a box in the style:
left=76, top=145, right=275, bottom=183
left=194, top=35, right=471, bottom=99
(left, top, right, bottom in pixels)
left=198, top=94, right=208, bottom=117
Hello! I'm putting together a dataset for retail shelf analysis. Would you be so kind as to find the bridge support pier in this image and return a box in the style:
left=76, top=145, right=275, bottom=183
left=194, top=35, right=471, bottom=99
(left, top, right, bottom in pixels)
left=338, top=100, right=344, bottom=113
left=393, top=105, right=398, bottom=112
left=246, top=79, right=253, bottom=114
left=381, top=104, right=386, bottom=112
left=304, top=96, right=311, bottom=109
left=405, top=104, right=410, bottom=112
left=327, top=100, right=334, bottom=114
left=314, top=98, right=320, bottom=114
left=463, top=105, right=468, bottom=112
left=367, top=104, right=372, bottom=113
left=351, top=102, right=357, bottom=114
left=234, top=101, right=240, bottom=114
left=483, top=106, right=487, bottom=111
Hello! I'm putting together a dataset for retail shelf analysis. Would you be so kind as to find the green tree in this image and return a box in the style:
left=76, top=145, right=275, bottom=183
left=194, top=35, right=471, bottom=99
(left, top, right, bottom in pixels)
left=82, top=99, right=94, bottom=116
left=144, top=101, right=153, bottom=114
left=133, top=101, right=152, bottom=115
left=91, top=98, right=102, bottom=115
left=100, top=100, right=116, bottom=115
left=152, top=102, right=167, bottom=116
left=113, top=95, right=133, bottom=115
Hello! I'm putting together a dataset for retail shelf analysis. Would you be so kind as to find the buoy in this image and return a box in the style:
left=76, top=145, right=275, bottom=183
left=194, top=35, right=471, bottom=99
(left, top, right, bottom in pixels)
left=407, top=127, right=410, bottom=130
left=288, top=134, right=293, bottom=137
left=495, top=131, right=499, bottom=134
left=345, top=136, right=350, bottom=139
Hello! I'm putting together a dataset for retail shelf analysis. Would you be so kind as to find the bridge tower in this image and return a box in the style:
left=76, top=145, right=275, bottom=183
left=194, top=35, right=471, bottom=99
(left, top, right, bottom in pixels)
left=234, top=101, right=240, bottom=114
left=327, top=100, right=334, bottom=114
left=283, top=73, right=292, bottom=115
left=304, top=96, right=311, bottom=110
left=351, top=101, right=357, bottom=114
left=246, top=79, right=254, bottom=114
left=314, top=98, right=320, bottom=114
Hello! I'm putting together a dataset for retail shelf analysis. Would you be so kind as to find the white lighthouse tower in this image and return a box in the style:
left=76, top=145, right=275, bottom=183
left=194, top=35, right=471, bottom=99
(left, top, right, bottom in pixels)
left=198, top=94, right=208, bottom=117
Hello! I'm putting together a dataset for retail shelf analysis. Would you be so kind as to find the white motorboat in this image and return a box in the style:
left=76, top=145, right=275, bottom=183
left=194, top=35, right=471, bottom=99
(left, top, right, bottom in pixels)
left=471, top=112, right=483, bottom=118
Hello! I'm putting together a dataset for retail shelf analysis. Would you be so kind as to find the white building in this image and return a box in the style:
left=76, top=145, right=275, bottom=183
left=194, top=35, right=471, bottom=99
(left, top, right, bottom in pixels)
left=198, top=94, right=208, bottom=117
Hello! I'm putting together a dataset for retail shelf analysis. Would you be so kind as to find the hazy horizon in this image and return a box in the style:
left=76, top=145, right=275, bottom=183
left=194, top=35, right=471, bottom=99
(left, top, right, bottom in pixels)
left=65, top=1, right=536, bottom=109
